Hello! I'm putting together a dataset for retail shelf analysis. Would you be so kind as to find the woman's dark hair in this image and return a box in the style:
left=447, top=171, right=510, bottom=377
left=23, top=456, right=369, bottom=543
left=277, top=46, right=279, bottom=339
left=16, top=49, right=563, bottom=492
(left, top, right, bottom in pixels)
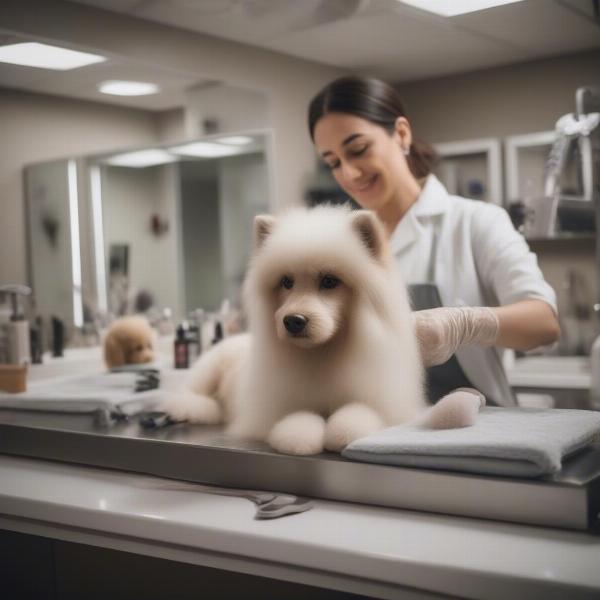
left=308, top=76, right=437, bottom=179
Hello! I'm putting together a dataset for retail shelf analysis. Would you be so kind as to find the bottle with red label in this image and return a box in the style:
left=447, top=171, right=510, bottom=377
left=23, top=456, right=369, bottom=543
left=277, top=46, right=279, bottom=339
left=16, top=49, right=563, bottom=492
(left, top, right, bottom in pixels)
left=174, top=324, right=189, bottom=369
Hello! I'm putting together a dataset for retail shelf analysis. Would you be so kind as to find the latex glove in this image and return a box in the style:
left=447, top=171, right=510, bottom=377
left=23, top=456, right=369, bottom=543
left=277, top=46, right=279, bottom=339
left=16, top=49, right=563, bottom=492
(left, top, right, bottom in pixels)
left=412, top=307, right=499, bottom=367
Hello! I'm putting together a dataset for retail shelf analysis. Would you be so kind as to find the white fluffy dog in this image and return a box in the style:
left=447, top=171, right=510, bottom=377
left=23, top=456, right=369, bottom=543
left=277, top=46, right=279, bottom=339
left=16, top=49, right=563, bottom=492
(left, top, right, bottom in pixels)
left=164, top=205, right=427, bottom=455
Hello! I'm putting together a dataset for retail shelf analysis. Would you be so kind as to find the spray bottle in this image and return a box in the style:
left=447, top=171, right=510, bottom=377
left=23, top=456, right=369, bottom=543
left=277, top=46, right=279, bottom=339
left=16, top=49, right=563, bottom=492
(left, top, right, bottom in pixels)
left=0, top=285, right=31, bottom=365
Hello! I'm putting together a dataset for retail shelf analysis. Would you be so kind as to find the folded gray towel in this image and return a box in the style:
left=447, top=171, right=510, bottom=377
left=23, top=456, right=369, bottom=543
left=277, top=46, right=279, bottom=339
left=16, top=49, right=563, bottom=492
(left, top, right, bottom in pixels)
left=342, top=407, right=600, bottom=477
left=0, top=372, right=164, bottom=422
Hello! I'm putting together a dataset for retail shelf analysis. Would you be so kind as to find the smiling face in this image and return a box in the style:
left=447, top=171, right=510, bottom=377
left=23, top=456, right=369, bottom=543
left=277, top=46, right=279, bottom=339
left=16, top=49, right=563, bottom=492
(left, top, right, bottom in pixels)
left=313, top=112, right=414, bottom=213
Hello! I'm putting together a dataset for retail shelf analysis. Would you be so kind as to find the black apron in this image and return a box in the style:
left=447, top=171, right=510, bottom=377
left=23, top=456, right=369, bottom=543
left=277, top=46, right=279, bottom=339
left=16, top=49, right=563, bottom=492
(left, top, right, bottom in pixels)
left=407, top=224, right=476, bottom=404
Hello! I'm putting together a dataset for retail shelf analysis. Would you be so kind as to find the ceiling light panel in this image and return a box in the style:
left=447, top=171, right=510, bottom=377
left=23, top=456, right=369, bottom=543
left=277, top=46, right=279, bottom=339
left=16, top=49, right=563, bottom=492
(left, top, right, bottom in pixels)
left=169, top=142, right=243, bottom=158
left=398, top=0, right=525, bottom=17
left=0, top=42, right=106, bottom=70
left=216, top=135, right=254, bottom=145
left=99, top=80, right=160, bottom=96
left=103, top=149, right=177, bottom=168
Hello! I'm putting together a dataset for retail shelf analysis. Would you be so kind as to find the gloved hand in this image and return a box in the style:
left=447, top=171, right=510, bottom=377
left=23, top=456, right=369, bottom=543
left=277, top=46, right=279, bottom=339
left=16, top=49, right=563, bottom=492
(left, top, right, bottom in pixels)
left=412, top=307, right=499, bottom=367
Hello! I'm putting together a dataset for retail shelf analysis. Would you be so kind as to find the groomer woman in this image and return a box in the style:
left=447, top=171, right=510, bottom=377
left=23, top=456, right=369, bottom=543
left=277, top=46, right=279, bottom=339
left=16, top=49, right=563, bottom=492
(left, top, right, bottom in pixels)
left=308, top=76, right=560, bottom=406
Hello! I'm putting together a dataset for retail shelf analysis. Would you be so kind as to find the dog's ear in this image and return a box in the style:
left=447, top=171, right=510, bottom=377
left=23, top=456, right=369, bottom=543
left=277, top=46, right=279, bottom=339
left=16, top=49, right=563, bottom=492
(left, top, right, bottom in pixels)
left=103, top=331, right=126, bottom=369
left=350, top=210, right=386, bottom=261
left=253, top=214, right=276, bottom=250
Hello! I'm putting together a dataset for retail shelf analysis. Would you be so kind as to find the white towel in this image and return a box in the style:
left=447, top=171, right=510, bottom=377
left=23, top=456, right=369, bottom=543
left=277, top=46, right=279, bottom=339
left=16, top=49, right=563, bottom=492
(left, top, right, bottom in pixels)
left=0, top=372, right=164, bottom=421
left=342, top=407, right=600, bottom=477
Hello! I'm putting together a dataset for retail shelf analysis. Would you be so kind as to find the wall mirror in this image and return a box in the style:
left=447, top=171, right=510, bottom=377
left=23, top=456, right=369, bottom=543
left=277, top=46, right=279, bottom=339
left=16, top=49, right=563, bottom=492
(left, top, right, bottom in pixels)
left=25, top=131, right=273, bottom=340
left=25, top=159, right=81, bottom=331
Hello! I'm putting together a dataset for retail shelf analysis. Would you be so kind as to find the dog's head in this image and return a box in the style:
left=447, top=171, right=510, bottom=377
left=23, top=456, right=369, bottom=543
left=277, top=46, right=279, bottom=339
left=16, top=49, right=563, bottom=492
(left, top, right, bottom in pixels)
left=247, top=206, right=390, bottom=349
left=103, top=315, right=155, bottom=368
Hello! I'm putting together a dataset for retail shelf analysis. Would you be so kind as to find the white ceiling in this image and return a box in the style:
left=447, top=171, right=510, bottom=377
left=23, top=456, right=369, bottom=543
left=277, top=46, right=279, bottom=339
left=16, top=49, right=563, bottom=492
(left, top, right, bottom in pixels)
left=71, top=0, right=600, bottom=79
left=0, top=0, right=599, bottom=111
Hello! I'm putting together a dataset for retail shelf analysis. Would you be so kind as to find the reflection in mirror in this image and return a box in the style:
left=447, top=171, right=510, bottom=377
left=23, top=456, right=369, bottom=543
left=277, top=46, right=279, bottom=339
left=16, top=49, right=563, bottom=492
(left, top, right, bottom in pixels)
left=25, top=132, right=272, bottom=344
left=89, top=131, right=271, bottom=327
left=25, top=159, right=83, bottom=336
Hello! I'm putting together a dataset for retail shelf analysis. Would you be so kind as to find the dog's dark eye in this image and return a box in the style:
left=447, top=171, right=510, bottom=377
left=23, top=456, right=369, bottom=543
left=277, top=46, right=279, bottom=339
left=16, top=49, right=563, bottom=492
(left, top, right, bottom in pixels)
left=320, top=274, right=340, bottom=290
left=280, top=275, right=294, bottom=290
left=135, top=345, right=143, bottom=352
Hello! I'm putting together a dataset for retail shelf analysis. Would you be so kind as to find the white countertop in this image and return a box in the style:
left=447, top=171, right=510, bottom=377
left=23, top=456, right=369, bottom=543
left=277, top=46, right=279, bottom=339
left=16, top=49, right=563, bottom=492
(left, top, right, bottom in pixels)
left=0, top=455, right=599, bottom=600
left=506, top=355, right=591, bottom=390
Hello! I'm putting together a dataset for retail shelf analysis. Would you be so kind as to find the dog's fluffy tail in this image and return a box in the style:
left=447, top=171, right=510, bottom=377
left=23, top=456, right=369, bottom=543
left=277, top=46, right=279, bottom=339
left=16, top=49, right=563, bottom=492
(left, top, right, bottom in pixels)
left=416, top=388, right=485, bottom=429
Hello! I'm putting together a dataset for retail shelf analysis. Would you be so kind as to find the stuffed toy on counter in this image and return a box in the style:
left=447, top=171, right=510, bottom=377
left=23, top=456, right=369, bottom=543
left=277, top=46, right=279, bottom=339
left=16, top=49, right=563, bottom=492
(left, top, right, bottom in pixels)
left=103, top=315, right=155, bottom=370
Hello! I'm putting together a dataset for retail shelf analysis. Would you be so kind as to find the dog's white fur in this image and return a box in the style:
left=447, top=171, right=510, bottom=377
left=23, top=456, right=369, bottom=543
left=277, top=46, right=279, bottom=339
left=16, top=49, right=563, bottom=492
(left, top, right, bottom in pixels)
left=164, top=205, right=427, bottom=455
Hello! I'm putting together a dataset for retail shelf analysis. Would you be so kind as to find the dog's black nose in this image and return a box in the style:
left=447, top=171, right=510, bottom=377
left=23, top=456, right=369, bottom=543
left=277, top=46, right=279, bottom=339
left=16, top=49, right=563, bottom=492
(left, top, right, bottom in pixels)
left=283, top=314, right=308, bottom=335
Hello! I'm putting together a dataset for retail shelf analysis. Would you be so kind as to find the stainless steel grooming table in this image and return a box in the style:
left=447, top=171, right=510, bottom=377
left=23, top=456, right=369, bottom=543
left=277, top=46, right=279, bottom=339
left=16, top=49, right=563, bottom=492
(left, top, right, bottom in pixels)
left=0, top=409, right=598, bottom=533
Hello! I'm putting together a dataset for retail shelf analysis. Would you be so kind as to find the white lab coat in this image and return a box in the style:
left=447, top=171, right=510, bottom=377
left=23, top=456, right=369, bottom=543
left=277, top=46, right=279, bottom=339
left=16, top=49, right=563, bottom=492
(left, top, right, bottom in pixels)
left=391, top=175, right=557, bottom=406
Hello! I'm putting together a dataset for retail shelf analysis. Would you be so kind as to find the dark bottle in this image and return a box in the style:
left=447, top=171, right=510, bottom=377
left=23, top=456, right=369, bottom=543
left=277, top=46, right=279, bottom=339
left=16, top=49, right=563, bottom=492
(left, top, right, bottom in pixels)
left=29, top=326, right=42, bottom=364
left=174, top=324, right=189, bottom=369
left=212, top=321, right=224, bottom=346
left=51, top=316, right=64, bottom=358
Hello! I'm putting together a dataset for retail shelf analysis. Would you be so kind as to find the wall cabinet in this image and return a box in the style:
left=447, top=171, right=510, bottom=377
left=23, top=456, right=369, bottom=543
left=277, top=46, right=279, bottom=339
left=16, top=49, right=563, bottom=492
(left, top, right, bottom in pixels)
left=433, top=131, right=596, bottom=240
left=504, top=130, right=556, bottom=205
left=433, top=138, right=502, bottom=205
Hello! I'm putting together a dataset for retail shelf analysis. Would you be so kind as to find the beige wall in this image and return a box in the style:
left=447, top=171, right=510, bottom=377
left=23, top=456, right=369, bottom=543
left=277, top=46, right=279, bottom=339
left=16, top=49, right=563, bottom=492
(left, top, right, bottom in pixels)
left=184, top=83, right=270, bottom=138
left=179, top=161, right=223, bottom=313
left=218, top=152, right=270, bottom=306
left=24, top=159, right=75, bottom=326
left=396, top=48, right=600, bottom=143
left=101, top=164, right=181, bottom=317
left=155, top=108, right=186, bottom=144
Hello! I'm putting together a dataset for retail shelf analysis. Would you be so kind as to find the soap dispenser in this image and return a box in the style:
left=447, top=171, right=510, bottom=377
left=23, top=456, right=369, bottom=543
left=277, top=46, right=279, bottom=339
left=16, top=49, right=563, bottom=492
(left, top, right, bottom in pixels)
left=0, top=284, right=32, bottom=365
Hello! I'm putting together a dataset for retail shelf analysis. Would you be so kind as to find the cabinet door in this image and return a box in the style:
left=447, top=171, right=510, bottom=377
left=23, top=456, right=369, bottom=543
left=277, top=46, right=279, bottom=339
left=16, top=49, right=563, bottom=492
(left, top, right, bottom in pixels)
left=0, top=529, right=56, bottom=600
left=53, top=539, right=368, bottom=600
left=504, top=131, right=555, bottom=205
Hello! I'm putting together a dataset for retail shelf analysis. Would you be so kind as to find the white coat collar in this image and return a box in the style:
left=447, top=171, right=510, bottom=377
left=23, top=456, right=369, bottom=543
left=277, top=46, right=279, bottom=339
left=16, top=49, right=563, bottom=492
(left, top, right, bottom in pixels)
left=413, top=174, right=449, bottom=217
left=389, top=174, right=448, bottom=254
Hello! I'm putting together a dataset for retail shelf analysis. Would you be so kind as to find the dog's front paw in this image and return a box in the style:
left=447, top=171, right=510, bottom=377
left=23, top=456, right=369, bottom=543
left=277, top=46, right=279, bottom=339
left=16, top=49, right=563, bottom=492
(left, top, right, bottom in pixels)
left=162, top=390, right=222, bottom=424
left=325, top=403, right=385, bottom=452
left=267, top=412, right=326, bottom=455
